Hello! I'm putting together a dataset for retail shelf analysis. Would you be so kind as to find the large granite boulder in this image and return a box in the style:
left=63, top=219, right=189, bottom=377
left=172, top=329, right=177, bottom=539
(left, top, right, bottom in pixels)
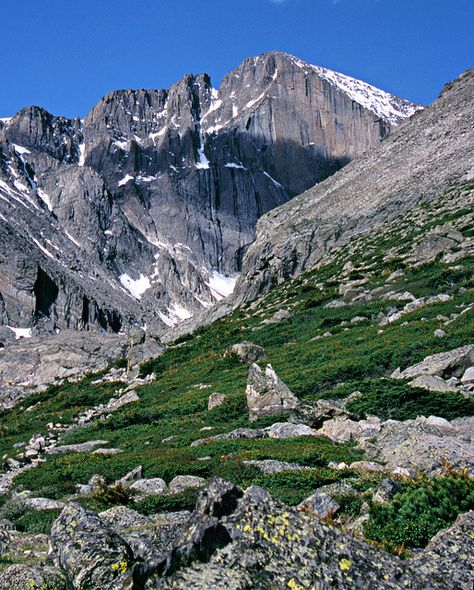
left=246, top=364, right=299, bottom=422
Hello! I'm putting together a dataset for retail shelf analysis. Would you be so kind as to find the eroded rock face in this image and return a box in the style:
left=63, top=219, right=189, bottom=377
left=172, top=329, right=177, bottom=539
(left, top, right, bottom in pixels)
left=246, top=364, right=299, bottom=422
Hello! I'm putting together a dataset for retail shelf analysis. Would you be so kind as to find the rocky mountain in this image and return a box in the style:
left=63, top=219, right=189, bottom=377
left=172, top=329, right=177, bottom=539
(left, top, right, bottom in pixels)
left=0, top=66, right=472, bottom=589
left=0, top=51, right=418, bottom=336
left=235, top=68, right=473, bottom=303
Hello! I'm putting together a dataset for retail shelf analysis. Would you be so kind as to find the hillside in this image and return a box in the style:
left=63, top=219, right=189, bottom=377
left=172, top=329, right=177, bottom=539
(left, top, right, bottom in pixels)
left=0, top=69, right=472, bottom=589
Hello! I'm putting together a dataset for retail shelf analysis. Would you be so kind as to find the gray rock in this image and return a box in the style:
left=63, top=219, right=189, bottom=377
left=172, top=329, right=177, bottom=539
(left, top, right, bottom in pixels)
left=116, top=465, right=144, bottom=488
left=393, top=344, right=474, bottom=380
left=207, top=393, right=227, bottom=411
left=264, top=422, right=318, bottom=439
left=23, top=497, right=65, bottom=511
left=363, top=416, right=474, bottom=473
left=318, top=417, right=381, bottom=443
left=0, top=332, right=129, bottom=409
left=47, top=440, right=109, bottom=454
left=298, top=491, right=341, bottom=518
left=434, top=329, right=447, bottom=338
left=129, top=478, right=167, bottom=497
left=194, top=478, right=243, bottom=519
left=246, top=363, right=299, bottom=422
left=190, top=427, right=266, bottom=447
left=99, top=506, right=155, bottom=532
left=409, top=374, right=459, bottom=393
left=262, top=309, right=292, bottom=325
left=49, top=502, right=135, bottom=589
left=228, top=341, right=266, bottom=363
left=461, top=366, right=474, bottom=384
left=243, top=459, right=313, bottom=474
left=168, top=476, right=206, bottom=495
left=372, top=478, right=402, bottom=504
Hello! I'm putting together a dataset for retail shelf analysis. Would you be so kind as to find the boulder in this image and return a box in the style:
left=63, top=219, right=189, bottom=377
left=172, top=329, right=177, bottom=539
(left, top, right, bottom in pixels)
left=262, top=309, right=292, bottom=325
left=47, top=440, right=109, bottom=455
left=49, top=502, right=135, bottom=590
left=409, top=375, right=459, bottom=393
left=461, top=366, right=474, bottom=384
left=318, top=417, right=381, bottom=443
left=190, top=427, right=266, bottom=447
left=129, top=478, right=167, bottom=497
left=246, top=364, right=299, bottom=422
left=169, top=475, right=206, bottom=495
left=363, top=416, right=474, bottom=473
left=298, top=491, right=340, bottom=518
left=228, top=342, right=267, bottom=363
left=372, top=478, right=402, bottom=504
left=243, top=459, right=313, bottom=474
left=116, top=466, right=144, bottom=489
left=291, top=398, right=351, bottom=428
left=207, top=393, right=227, bottom=411
left=264, top=422, right=318, bottom=439
left=393, top=345, right=474, bottom=380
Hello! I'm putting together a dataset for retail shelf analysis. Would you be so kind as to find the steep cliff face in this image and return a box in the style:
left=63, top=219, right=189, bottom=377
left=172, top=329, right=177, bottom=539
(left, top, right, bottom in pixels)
left=235, top=69, right=474, bottom=303
left=0, top=52, right=418, bottom=334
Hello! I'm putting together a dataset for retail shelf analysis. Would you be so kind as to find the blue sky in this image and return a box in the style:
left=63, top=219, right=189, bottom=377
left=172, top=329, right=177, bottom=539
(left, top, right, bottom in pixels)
left=0, top=0, right=472, bottom=118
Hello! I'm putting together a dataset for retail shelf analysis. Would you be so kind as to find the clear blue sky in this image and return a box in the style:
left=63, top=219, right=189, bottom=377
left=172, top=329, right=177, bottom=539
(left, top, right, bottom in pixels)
left=1, top=0, right=473, bottom=118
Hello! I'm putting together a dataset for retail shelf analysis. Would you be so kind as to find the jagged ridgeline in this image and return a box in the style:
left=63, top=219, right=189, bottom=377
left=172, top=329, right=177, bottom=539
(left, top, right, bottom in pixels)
left=0, top=66, right=472, bottom=589
left=0, top=52, right=419, bottom=335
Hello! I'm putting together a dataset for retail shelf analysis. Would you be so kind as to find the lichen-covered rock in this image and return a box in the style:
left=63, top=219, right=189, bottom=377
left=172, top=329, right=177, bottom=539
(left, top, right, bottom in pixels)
left=0, top=565, right=68, bottom=590
left=129, top=478, right=167, bottom=498
left=168, top=476, right=205, bottom=495
left=298, top=490, right=341, bottom=518
left=146, top=483, right=471, bottom=589
left=49, top=502, right=136, bottom=590
left=246, top=364, right=299, bottom=422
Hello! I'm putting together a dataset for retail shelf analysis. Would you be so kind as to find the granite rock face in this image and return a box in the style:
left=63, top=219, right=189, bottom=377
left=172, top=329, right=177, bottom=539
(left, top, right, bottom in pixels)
left=0, top=52, right=416, bottom=335
left=234, top=69, right=474, bottom=304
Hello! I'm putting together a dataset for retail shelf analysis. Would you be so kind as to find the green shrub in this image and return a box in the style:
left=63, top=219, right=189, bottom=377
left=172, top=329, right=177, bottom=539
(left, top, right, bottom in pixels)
left=253, top=469, right=356, bottom=506
left=346, top=379, right=473, bottom=421
left=135, top=488, right=199, bottom=514
left=15, top=508, right=61, bottom=535
left=365, top=475, right=474, bottom=549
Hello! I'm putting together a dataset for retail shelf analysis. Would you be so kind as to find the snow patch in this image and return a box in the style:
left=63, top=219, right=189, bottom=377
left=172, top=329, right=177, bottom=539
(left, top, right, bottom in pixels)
left=207, top=271, right=239, bottom=300
left=118, top=174, right=134, bottom=187
left=37, top=188, right=53, bottom=211
left=7, top=326, right=32, bottom=339
left=263, top=171, right=283, bottom=188
left=78, top=143, right=86, bottom=166
left=12, top=144, right=31, bottom=155
left=119, top=273, right=151, bottom=299
left=225, top=162, right=247, bottom=170
left=288, top=55, right=420, bottom=125
left=246, top=92, right=266, bottom=110
left=65, top=231, right=82, bottom=248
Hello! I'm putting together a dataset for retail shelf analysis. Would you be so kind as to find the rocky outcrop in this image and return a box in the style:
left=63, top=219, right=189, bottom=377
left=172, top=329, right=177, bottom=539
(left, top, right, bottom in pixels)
left=0, top=331, right=128, bottom=409
left=246, top=363, right=299, bottom=422
left=0, top=52, right=417, bottom=335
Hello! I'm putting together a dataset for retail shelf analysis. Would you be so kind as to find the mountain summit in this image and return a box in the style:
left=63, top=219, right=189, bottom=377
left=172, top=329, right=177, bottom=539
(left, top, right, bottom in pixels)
left=0, top=52, right=418, bottom=335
